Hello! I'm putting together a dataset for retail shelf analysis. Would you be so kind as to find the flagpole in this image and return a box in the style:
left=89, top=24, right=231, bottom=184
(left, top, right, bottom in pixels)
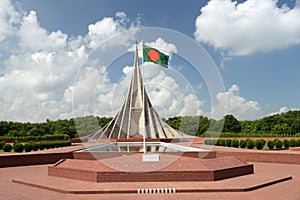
left=141, top=41, right=146, bottom=154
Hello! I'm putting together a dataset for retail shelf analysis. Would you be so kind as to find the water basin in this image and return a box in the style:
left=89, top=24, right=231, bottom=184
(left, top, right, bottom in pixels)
left=78, top=142, right=207, bottom=153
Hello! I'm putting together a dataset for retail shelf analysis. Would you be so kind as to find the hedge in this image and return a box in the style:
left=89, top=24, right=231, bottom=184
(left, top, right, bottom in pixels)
left=204, top=132, right=300, bottom=138
left=283, top=139, right=290, bottom=148
left=3, top=143, right=12, bottom=152
left=0, top=142, right=5, bottom=150
left=203, top=138, right=300, bottom=150
left=239, top=140, right=246, bottom=148
left=246, top=139, right=255, bottom=149
left=274, top=139, right=283, bottom=148
left=289, top=139, right=297, bottom=147
left=254, top=139, right=266, bottom=150
left=0, top=134, right=70, bottom=141
left=267, top=140, right=274, bottom=149
left=231, top=139, right=239, bottom=148
left=13, top=142, right=24, bottom=153
left=225, top=139, right=232, bottom=147
left=24, top=142, right=33, bottom=152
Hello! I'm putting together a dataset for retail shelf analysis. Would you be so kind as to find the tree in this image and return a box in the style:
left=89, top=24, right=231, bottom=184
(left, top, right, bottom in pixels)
left=222, top=115, right=241, bottom=133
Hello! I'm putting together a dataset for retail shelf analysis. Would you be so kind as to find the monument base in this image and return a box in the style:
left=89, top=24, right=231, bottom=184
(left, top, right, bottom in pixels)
left=48, top=154, right=253, bottom=182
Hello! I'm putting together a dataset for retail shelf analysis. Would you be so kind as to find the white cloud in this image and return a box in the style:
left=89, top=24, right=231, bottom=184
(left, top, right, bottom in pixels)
left=0, top=1, right=257, bottom=123
left=115, top=11, right=127, bottom=19
left=20, top=11, right=67, bottom=51
left=0, top=1, right=141, bottom=122
left=211, top=84, right=263, bottom=120
left=195, top=0, right=300, bottom=55
left=0, top=0, right=19, bottom=42
left=267, top=106, right=299, bottom=116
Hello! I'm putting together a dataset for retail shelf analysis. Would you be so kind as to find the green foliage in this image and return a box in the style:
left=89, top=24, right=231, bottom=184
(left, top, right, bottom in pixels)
left=39, top=142, right=46, bottom=150
left=254, top=139, right=266, bottom=150
left=0, top=142, right=5, bottom=150
left=219, top=139, right=226, bottom=146
left=32, top=142, right=40, bottom=151
left=274, top=139, right=283, bottom=149
left=225, top=139, right=232, bottom=147
left=24, top=142, right=33, bottom=152
left=3, top=143, right=12, bottom=152
left=289, top=139, right=297, bottom=147
left=166, top=116, right=210, bottom=136
left=283, top=139, right=290, bottom=148
left=222, top=115, right=241, bottom=133
left=1, top=110, right=300, bottom=140
left=246, top=139, right=255, bottom=149
left=9, top=141, right=71, bottom=153
left=267, top=140, right=274, bottom=149
left=204, top=139, right=217, bottom=145
left=13, top=143, right=24, bottom=153
left=231, top=139, right=239, bottom=148
left=239, top=140, right=246, bottom=148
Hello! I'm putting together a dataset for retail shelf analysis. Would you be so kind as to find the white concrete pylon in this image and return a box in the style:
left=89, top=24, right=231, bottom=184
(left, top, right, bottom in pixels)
left=88, top=44, right=185, bottom=140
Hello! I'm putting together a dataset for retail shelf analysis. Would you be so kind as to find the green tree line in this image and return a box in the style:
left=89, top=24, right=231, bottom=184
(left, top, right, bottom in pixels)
left=1, top=110, right=299, bottom=139
left=166, top=110, right=300, bottom=137
left=0, top=116, right=112, bottom=139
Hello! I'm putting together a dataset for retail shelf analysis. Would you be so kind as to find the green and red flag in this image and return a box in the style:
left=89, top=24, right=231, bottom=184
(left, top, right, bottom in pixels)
left=143, top=45, right=169, bottom=67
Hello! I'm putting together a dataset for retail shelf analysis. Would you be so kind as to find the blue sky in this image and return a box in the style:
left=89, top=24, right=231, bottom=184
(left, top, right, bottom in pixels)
left=0, top=0, right=299, bottom=122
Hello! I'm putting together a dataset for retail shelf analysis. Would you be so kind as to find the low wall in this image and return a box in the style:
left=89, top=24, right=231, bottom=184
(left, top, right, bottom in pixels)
left=0, top=152, right=73, bottom=168
left=216, top=151, right=300, bottom=164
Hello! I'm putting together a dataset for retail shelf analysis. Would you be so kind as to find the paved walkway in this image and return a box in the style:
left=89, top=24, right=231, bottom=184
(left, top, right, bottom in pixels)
left=1, top=142, right=300, bottom=200
left=1, top=162, right=299, bottom=200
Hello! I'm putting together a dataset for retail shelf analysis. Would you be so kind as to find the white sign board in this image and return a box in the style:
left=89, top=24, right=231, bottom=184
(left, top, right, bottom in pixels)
left=142, top=154, right=160, bottom=162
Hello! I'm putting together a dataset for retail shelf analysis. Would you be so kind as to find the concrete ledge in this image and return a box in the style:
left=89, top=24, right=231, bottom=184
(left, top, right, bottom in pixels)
left=48, top=156, right=253, bottom=182
left=12, top=175, right=292, bottom=194
left=0, top=152, right=73, bottom=168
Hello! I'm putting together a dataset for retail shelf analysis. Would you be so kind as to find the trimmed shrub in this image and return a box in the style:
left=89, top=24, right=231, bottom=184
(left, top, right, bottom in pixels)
left=3, top=143, right=12, bottom=152
left=32, top=142, right=40, bottom=151
left=289, top=139, right=297, bottom=147
left=219, top=139, right=226, bottom=146
left=283, top=139, right=290, bottom=148
left=231, top=139, right=239, bottom=148
left=274, top=139, right=283, bottom=149
left=204, top=139, right=217, bottom=145
left=13, top=143, right=24, bottom=153
left=24, top=142, right=33, bottom=152
left=45, top=142, right=54, bottom=149
left=239, top=140, right=246, bottom=148
left=0, top=142, right=5, bottom=150
left=255, top=139, right=266, bottom=150
left=39, top=142, right=46, bottom=150
left=267, top=140, right=274, bottom=149
left=297, top=140, right=300, bottom=147
left=225, top=139, right=232, bottom=147
left=62, top=140, right=71, bottom=147
left=246, top=139, right=255, bottom=149
left=50, top=142, right=57, bottom=148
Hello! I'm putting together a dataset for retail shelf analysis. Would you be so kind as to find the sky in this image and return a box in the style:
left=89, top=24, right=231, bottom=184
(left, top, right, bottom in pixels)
left=0, top=0, right=300, bottom=122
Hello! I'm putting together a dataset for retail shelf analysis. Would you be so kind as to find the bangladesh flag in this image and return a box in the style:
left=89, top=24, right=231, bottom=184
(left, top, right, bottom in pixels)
left=143, top=45, right=169, bottom=67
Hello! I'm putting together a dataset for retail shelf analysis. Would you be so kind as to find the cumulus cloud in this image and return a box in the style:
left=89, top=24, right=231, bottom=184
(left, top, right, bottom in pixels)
left=0, top=0, right=19, bottom=42
left=0, top=1, right=140, bottom=122
left=211, top=84, right=263, bottom=120
left=267, top=106, right=299, bottom=116
left=20, top=11, right=67, bottom=51
left=195, top=0, right=300, bottom=55
left=0, top=0, right=268, bottom=123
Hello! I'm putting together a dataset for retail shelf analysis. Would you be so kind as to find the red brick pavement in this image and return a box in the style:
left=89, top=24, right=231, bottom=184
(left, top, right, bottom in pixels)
left=1, top=142, right=300, bottom=200
left=1, top=162, right=299, bottom=200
